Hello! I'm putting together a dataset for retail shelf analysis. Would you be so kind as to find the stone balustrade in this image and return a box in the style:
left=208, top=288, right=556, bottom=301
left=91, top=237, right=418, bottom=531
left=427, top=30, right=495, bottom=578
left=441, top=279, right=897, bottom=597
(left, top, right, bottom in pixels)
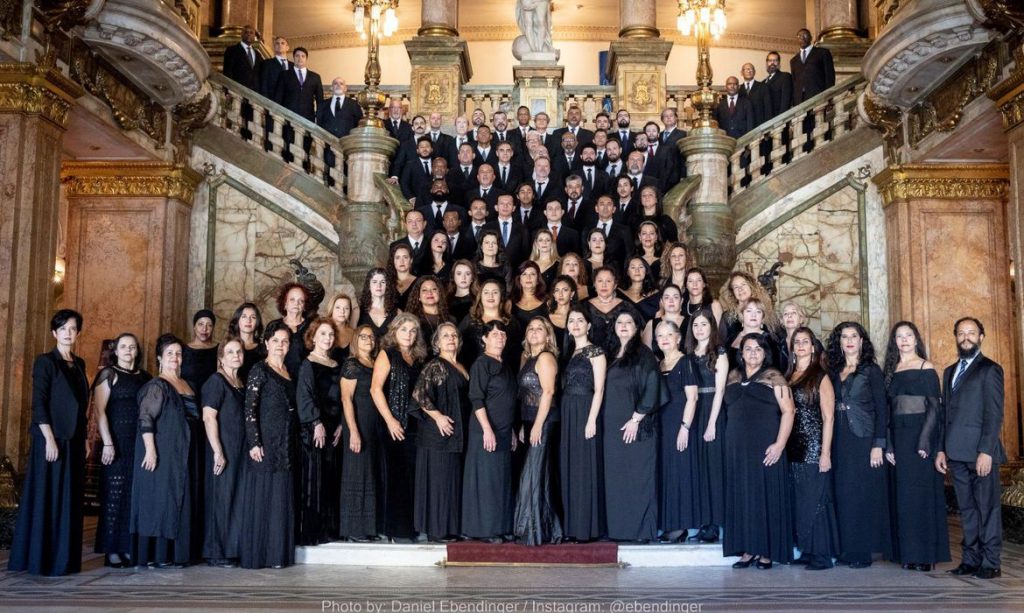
left=727, top=76, right=866, bottom=197
left=210, top=73, right=345, bottom=196
left=463, top=87, right=515, bottom=119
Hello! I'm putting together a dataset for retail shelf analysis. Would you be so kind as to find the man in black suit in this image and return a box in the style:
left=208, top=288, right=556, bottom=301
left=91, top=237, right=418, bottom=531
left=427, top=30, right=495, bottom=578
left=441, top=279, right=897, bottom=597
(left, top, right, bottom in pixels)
left=426, top=112, right=455, bottom=162
left=473, top=126, right=499, bottom=168
left=528, top=156, right=557, bottom=206
left=543, top=199, right=581, bottom=256
left=659, top=108, right=686, bottom=148
left=594, top=111, right=611, bottom=133
left=936, top=317, right=1006, bottom=580
left=390, top=209, right=432, bottom=272
left=603, top=139, right=626, bottom=181
left=512, top=182, right=545, bottom=233
left=764, top=51, right=793, bottom=117
left=384, top=99, right=413, bottom=142
left=552, top=105, right=594, bottom=147
left=485, top=194, right=529, bottom=270
left=491, top=111, right=515, bottom=147
left=449, top=143, right=478, bottom=204
left=509, top=105, right=533, bottom=154
left=259, top=36, right=291, bottom=99
left=442, top=209, right=475, bottom=261
left=613, top=109, right=636, bottom=156
left=791, top=28, right=836, bottom=104
left=624, top=151, right=659, bottom=194
left=551, top=131, right=582, bottom=184
left=494, top=142, right=524, bottom=193
left=469, top=108, right=486, bottom=141
left=585, top=195, right=634, bottom=268
left=417, top=179, right=467, bottom=233
left=560, top=175, right=592, bottom=231
left=739, top=63, right=773, bottom=127
left=273, top=47, right=323, bottom=121
left=465, top=198, right=490, bottom=253
left=400, top=136, right=435, bottom=205
left=317, top=78, right=363, bottom=138
left=388, top=115, right=428, bottom=183
left=534, top=112, right=558, bottom=158
left=223, top=24, right=261, bottom=92
left=641, top=121, right=678, bottom=189
left=714, top=76, right=755, bottom=139
left=466, top=164, right=504, bottom=216
left=578, top=143, right=609, bottom=200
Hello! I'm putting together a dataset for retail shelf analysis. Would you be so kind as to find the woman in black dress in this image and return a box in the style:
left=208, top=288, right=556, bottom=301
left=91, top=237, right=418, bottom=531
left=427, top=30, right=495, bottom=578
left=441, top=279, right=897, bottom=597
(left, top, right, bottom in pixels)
left=463, top=321, right=517, bottom=542
left=388, top=242, right=418, bottom=310
left=684, top=309, right=729, bottom=543
left=635, top=185, right=679, bottom=244
left=513, top=317, right=563, bottom=545
left=882, top=321, right=950, bottom=571
left=547, top=276, right=577, bottom=353
left=131, top=334, right=199, bottom=568
left=511, top=261, right=550, bottom=331
left=93, top=332, right=150, bottom=568
left=723, top=333, right=796, bottom=569
left=603, top=310, right=661, bottom=542
left=296, top=317, right=343, bottom=545
left=682, top=268, right=724, bottom=329
left=371, top=312, right=428, bottom=541
left=419, top=232, right=453, bottom=281
left=655, top=321, right=699, bottom=543
left=620, top=257, right=661, bottom=324
left=228, top=303, right=264, bottom=382
left=447, top=260, right=476, bottom=324
left=584, top=267, right=640, bottom=351
left=328, top=293, right=356, bottom=363
left=641, top=283, right=684, bottom=358
left=659, top=242, right=691, bottom=290
left=825, top=321, right=893, bottom=568
left=727, top=298, right=785, bottom=371
left=474, top=229, right=512, bottom=288
left=268, top=283, right=313, bottom=380
left=583, top=229, right=615, bottom=284
left=530, top=228, right=560, bottom=288
left=406, top=275, right=453, bottom=343
left=635, top=221, right=663, bottom=282
left=358, top=267, right=399, bottom=339
left=559, top=252, right=591, bottom=302
left=787, top=327, right=839, bottom=570
left=181, top=309, right=218, bottom=403
left=457, top=278, right=520, bottom=368
left=9, top=310, right=89, bottom=576
left=240, top=321, right=297, bottom=569
left=412, top=323, right=469, bottom=542
left=201, top=337, right=246, bottom=567
left=339, top=326, right=384, bottom=541
left=560, top=308, right=606, bottom=542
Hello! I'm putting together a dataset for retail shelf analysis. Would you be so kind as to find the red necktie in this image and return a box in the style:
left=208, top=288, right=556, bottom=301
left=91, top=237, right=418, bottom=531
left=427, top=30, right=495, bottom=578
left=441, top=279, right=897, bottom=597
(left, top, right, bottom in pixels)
left=729, top=97, right=735, bottom=114
left=551, top=225, right=559, bottom=240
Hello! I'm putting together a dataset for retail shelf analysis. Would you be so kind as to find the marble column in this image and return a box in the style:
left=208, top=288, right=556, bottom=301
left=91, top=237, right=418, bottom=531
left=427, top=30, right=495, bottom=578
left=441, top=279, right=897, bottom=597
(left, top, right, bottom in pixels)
left=404, top=36, right=472, bottom=128
left=338, top=127, right=399, bottom=283
left=874, top=163, right=1019, bottom=463
left=0, top=63, right=82, bottom=472
left=419, top=0, right=458, bottom=37
left=810, top=0, right=870, bottom=76
left=619, top=0, right=658, bottom=39
left=678, top=128, right=737, bottom=289
left=61, top=162, right=202, bottom=371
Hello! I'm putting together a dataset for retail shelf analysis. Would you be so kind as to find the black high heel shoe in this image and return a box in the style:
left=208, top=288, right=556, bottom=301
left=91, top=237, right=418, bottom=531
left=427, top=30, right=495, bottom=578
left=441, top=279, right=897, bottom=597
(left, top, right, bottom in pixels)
left=755, top=558, right=773, bottom=570
left=732, top=555, right=756, bottom=569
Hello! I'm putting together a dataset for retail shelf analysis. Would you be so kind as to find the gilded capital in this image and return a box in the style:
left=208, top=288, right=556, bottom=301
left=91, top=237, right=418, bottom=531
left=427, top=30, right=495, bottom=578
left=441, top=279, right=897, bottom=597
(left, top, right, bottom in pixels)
left=0, top=63, right=83, bottom=128
left=872, top=164, right=1009, bottom=204
left=61, top=161, right=203, bottom=203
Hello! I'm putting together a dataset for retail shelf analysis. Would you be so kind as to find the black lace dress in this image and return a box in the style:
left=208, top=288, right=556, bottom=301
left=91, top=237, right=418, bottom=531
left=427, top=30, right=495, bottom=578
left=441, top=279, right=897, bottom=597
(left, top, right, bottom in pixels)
left=201, top=373, right=246, bottom=561
left=691, top=349, right=727, bottom=535
left=296, top=359, right=343, bottom=545
left=95, top=367, right=150, bottom=557
left=583, top=300, right=640, bottom=352
left=513, top=354, right=564, bottom=545
left=381, top=348, right=422, bottom=539
left=412, top=358, right=468, bottom=539
left=240, top=362, right=296, bottom=569
left=463, top=354, right=517, bottom=539
left=559, top=345, right=606, bottom=541
left=658, top=357, right=700, bottom=535
left=787, top=372, right=839, bottom=566
left=339, top=358, right=384, bottom=539
left=722, top=368, right=794, bottom=562
left=888, top=368, right=950, bottom=565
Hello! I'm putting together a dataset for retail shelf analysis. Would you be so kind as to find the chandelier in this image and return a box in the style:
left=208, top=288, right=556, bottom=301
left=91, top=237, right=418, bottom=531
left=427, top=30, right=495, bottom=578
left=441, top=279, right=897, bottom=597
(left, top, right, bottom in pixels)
left=677, top=0, right=727, bottom=40
left=677, top=0, right=728, bottom=130
left=351, top=0, right=400, bottom=128
left=353, top=0, right=399, bottom=40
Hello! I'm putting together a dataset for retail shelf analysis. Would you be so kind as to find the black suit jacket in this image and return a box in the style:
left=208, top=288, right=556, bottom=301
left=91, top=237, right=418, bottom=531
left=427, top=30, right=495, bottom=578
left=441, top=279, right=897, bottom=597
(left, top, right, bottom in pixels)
left=259, top=57, right=291, bottom=99
left=611, top=129, right=637, bottom=155
left=579, top=165, right=610, bottom=201
left=739, top=80, right=773, bottom=127
left=400, top=156, right=435, bottom=203
left=31, top=349, right=89, bottom=440
left=941, top=354, right=1007, bottom=464
left=473, top=146, right=499, bottom=169
left=551, top=153, right=583, bottom=184
left=513, top=206, right=546, bottom=234
left=530, top=178, right=558, bottom=209
left=494, top=162, right=525, bottom=193
left=660, top=128, right=686, bottom=148
left=642, top=143, right=676, bottom=184
left=274, top=68, right=323, bottom=121
left=484, top=218, right=529, bottom=270
left=551, top=126, right=594, bottom=148
left=445, top=229, right=476, bottom=261
left=714, top=96, right=755, bottom=139
left=547, top=224, right=581, bottom=257
left=426, top=132, right=455, bottom=165
left=417, top=202, right=468, bottom=233
left=764, top=71, right=794, bottom=117
left=385, top=119, right=414, bottom=143
left=561, top=198, right=594, bottom=232
left=465, top=184, right=506, bottom=217
left=317, top=95, right=363, bottom=138
left=603, top=160, right=627, bottom=186
left=447, top=167, right=476, bottom=206
left=390, top=138, right=428, bottom=180
left=223, top=42, right=261, bottom=92
left=390, top=235, right=432, bottom=273
left=790, top=46, right=836, bottom=104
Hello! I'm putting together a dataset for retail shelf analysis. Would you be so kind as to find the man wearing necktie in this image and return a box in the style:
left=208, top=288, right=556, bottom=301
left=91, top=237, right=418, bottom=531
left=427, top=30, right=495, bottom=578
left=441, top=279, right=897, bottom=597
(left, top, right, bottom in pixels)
left=317, top=78, right=363, bottom=138
left=484, top=195, right=527, bottom=269
left=714, top=76, right=754, bottom=139
left=222, top=25, right=261, bottom=92
left=936, top=317, right=1006, bottom=580
left=273, top=47, right=322, bottom=121
left=738, top=62, right=773, bottom=126
left=790, top=28, right=835, bottom=104
left=385, top=99, right=413, bottom=142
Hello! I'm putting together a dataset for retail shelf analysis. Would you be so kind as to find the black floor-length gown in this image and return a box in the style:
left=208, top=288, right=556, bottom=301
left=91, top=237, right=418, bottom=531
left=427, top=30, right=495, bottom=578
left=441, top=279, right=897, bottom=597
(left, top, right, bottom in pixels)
left=296, top=359, right=343, bottom=545
left=513, top=354, right=564, bottom=545
left=560, top=344, right=605, bottom=541
left=831, top=363, right=893, bottom=565
left=240, top=362, right=296, bottom=569
left=339, top=357, right=385, bottom=538
left=412, top=358, right=468, bottom=539
left=95, top=367, right=151, bottom=557
left=462, top=354, right=517, bottom=538
left=602, top=345, right=661, bottom=541
left=888, top=368, right=951, bottom=565
left=658, top=357, right=700, bottom=535
left=202, top=373, right=247, bottom=561
left=722, top=368, right=794, bottom=563
left=9, top=350, right=89, bottom=576
left=691, top=349, right=727, bottom=535
left=381, top=348, right=422, bottom=539
left=787, top=372, right=839, bottom=565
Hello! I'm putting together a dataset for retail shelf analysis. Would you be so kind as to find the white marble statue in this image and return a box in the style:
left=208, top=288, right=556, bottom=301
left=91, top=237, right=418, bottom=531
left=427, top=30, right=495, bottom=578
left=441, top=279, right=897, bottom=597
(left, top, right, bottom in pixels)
left=513, top=0, right=559, bottom=62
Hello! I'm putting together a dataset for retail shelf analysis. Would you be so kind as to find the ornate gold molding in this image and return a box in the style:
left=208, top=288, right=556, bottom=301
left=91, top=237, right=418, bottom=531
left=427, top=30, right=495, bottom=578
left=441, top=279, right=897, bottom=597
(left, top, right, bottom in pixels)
left=61, top=161, right=203, bottom=203
left=860, top=93, right=903, bottom=163
left=0, top=62, right=83, bottom=127
left=872, top=163, right=1009, bottom=203
left=987, top=41, right=1024, bottom=131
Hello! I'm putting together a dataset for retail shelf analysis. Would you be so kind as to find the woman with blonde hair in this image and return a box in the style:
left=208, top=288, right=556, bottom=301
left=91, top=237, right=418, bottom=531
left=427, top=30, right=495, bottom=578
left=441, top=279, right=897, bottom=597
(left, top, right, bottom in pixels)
left=530, top=228, right=561, bottom=288
left=559, top=252, right=591, bottom=301
left=718, top=270, right=782, bottom=351
left=327, top=293, right=357, bottom=362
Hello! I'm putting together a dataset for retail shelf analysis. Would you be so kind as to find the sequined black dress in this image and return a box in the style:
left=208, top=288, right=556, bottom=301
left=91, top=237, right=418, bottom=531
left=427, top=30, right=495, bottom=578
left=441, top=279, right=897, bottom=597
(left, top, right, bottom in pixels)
left=381, top=348, right=422, bottom=539
left=559, top=345, right=606, bottom=541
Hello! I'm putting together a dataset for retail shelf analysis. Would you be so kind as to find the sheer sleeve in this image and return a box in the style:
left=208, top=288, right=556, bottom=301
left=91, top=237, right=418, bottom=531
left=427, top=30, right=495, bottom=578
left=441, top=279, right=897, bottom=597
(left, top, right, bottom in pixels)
left=341, top=357, right=361, bottom=381
left=296, top=361, right=321, bottom=426
left=201, top=374, right=226, bottom=411
left=137, top=380, right=166, bottom=434
left=917, top=369, right=942, bottom=455
left=245, top=363, right=267, bottom=448
left=413, top=359, right=446, bottom=414
left=30, top=353, right=56, bottom=426
left=93, top=366, right=116, bottom=392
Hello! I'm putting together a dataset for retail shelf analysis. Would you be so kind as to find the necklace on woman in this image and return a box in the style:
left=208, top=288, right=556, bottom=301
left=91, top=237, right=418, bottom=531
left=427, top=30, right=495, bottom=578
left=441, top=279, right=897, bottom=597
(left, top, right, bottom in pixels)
left=686, top=300, right=703, bottom=316
left=112, top=364, right=136, bottom=374
left=596, top=294, right=615, bottom=305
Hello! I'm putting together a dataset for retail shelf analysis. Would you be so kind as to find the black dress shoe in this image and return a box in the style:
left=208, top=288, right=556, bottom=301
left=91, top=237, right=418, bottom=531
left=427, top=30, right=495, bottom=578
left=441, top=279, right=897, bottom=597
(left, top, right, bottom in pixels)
left=807, top=560, right=833, bottom=571
left=348, top=536, right=371, bottom=543
left=755, top=558, right=773, bottom=570
left=948, top=563, right=979, bottom=576
left=732, top=556, right=755, bottom=569
left=848, top=561, right=871, bottom=569
left=698, top=532, right=719, bottom=543
left=973, top=567, right=1001, bottom=579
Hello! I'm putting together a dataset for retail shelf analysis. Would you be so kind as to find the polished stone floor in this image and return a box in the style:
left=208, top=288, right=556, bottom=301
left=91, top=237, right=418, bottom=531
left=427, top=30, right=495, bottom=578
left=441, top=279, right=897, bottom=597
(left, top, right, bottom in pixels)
left=1, top=519, right=1022, bottom=612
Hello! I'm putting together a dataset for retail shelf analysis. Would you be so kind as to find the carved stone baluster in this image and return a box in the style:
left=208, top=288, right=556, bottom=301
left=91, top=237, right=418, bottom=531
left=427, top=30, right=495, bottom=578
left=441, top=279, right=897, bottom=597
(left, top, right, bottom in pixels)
left=812, top=104, right=829, bottom=148
left=729, top=151, right=744, bottom=195
left=747, top=140, right=765, bottom=185
left=269, top=118, right=286, bottom=160
left=790, top=116, right=809, bottom=163
left=249, top=100, right=267, bottom=150
left=832, top=92, right=853, bottom=139
left=769, top=123, right=786, bottom=172
left=292, top=125, right=309, bottom=173
left=310, top=136, right=326, bottom=181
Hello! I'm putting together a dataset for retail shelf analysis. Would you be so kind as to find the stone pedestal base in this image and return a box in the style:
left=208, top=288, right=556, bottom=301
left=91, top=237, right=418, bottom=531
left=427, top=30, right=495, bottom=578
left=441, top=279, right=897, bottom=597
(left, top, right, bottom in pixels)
left=404, top=36, right=472, bottom=128
left=513, top=63, right=565, bottom=126
left=606, top=38, right=673, bottom=126
left=677, top=128, right=737, bottom=288
left=338, top=126, right=399, bottom=284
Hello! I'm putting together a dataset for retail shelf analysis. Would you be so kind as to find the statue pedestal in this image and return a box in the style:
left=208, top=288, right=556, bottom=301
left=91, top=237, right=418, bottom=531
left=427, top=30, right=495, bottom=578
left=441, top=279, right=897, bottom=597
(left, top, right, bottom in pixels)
left=677, top=127, right=737, bottom=288
left=513, top=63, right=565, bottom=125
left=404, top=36, right=472, bottom=128
left=606, top=38, right=673, bottom=125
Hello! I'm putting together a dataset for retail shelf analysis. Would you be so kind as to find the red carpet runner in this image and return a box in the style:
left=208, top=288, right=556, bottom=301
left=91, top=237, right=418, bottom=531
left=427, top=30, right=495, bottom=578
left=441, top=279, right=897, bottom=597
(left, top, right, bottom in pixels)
left=445, top=542, right=619, bottom=566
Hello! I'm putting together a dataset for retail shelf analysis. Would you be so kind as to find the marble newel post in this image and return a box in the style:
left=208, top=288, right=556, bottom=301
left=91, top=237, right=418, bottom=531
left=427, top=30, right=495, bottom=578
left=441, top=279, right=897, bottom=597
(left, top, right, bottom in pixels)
left=0, top=63, right=82, bottom=472
left=338, top=128, right=399, bottom=283
left=607, top=0, right=672, bottom=125
left=809, top=0, right=870, bottom=75
left=678, top=130, right=737, bottom=288
left=405, top=0, right=471, bottom=128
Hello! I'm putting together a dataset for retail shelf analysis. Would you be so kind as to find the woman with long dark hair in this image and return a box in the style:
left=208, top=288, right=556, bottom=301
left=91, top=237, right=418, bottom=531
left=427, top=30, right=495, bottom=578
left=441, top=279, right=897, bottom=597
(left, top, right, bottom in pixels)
left=682, top=268, right=723, bottom=330
left=635, top=185, right=678, bottom=244
left=603, top=310, right=661, bottom=542
left=457, top=278, right=519, bottom=368
left=447, top=260, right=476, bottom=324
left=388, top=242, right=418, bottom=310
left=642, top=283, right=684, bottom=359
left=419, top=232, right=453, bottom=281
left=228, top=303, right=264, bottom=381
left=825, top=321, right=893, bottom=568
left=559, top=252, right=591, bottom=302
left=635, top=221, right=663, bottom=281
left=882, top=321, right=950, bottom=571
left=511, top=261, right=549, bottom=331
left=547, top=276, right=578, bottom=352
left=787, top=327, right=839, bottom=570
left=659, top=242, right=691, bottom=290
left=9, top=310, right=89, bottom=576
left=656, top=320, right=699, bottom=543
left=181, top=310, right=218, bottom=404
left=619, top=256, right=660, bottom=323
left=405, top=275, right=453, bottom=343
left=358, top=267, right=399, bottom=339
left=473, top=229, right=511, bottom=287
left=584, top=267, right=639, bottom=352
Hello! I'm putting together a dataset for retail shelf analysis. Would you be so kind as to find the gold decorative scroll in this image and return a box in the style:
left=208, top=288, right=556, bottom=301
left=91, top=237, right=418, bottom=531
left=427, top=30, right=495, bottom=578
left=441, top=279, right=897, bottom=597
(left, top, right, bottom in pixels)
left=0, top=62, right=83, bottom=127
left=873, top=163, right=1009, bottom=203
left=62, top=161, right=203, bottom=203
